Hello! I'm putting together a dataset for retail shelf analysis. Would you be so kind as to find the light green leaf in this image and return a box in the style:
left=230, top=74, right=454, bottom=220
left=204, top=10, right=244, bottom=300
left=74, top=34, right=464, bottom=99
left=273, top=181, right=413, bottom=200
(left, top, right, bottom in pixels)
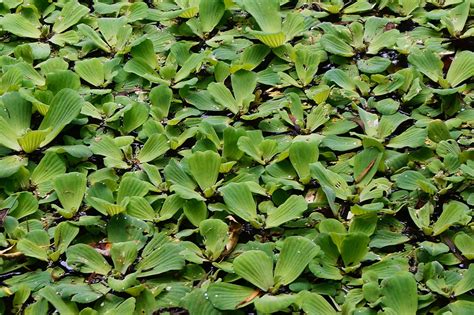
left=320, top=34, right=354, bottom=57
left=454, top=232, right=474, bottom=260
left=183, top=199, right=208, bottom=226
left=110, top=241, right=138, bottom=274
left=274, top=236, right=319, bottom=286
left=137, top=134, right=170, bottom=163
left=200, top=219, right=229, bottom=261
left=388, top=127, right=427, bottom=148
left=208, top=283, right=257, bottom=310
left=254, top=294, right=297, bottom=314
left=432, top=201, right=470, bottom=236
left=243, top=0, right=281, bottom=33
left=221, top=183, right=258, bottom=222
left=53, top=172, right=87, bottom=219
left=38, top=287, right=79, bottom=315
left=446, top=51, right=474, bottom=87
left=0, top=155, right=27, bottom=178
left=53, top=1, right=89, bottom=33
left=39, top=89, right=84, bottom=147
left=266, top=196, right=307, bottom=228
left=408, top=49, right=443, bottom=83
left=0, top=14, right=41, bottom=38
left=297, top=291, right=337, bottom=315
left=454, top=264, right=474, bottom=296
left=208, top=82, right=238, bottom=114
left=126, top=196, right=156, bottom=221
left=74, top=59, right=105, bottom=86
left=199, top=0, right=225, bottom=33
left=66, top=244, right=112, bottom=275
left=188, top=150, right=221, bottom=195
left=31, top=152, right=66, bottom=185
left=341, top=232, right=370, bottom=267
left=137, top=243, right=185, bottom=277
left=381, top=272, right=418, bottom=314
left=234, top=250, right=274, bottom=291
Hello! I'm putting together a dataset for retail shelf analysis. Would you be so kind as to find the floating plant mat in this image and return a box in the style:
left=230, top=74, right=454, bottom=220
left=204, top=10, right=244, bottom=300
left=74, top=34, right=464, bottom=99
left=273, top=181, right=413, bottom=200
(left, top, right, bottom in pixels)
left=0, top=0, right=473, bottom=314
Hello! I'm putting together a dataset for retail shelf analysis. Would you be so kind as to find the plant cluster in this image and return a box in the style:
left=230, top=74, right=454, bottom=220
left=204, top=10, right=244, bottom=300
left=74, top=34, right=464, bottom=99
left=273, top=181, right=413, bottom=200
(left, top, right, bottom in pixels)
left=0, top=0, right=473, bottom=314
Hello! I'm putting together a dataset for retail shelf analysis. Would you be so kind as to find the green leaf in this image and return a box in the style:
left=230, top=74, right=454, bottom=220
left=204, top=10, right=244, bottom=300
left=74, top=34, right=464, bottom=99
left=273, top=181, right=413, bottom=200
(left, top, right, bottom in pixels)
left=321, top=135, right=361, bottom=151
left=266, top=195, right=307, bottom=228
left=208, top=283, right=258, bottom=310
left=53, top=1, right=89, bottom=33
left=150, top=85, right=173, bottom=119
left=232, top=70, right=257, bottom=112
left=243, top=0, right=281, bottom=33
left=320, top=34, right=354, bottom=57
left=126, top=196, right=156, bottom=221
left=427, top=119, right=451, bottom=142
left=77, top=24, right=111, bottom=52
left=199, top=0, right=225, bottom=33
left=199, top=219, right=229, bottom=261
left=181, top=288, right=221, bottom=315
left=117, top=177, right=149, bottom=204
left=66, top=244, right=112, bottom=275
left=432, top=201, right=470, bottom=236
left=221, top=183, right=258, bottom=222
left=208, top=82, right=238, bottom=114
left=454, top=232, right=474, bottom=260
left=53, top=172, right=87, bottom=219
left=110, top=241, right=138, bottom=274
left=137, top=243, right=185, bottom=277
left=446, top=51, right=474, bottom=87
left=17, top=231, right=50, bottom=261
left=289, top=139, right=319, bottom=183
left=395, top=170, right=428, bottom=191
left=297, top=291, right=337, bottom=315
left=38, top=287, right=79, bottom=315
left=388, top=127, right=427, bottom=148
left=188, top=150, right=221, bottom=195
left=0, top=155, right=27, bottom=178
left=234, top=250, right=274, bottom=291
left=340, top=233, right=370, bottom=267
left=408, top=49, right=443, bottom=83
left=31, top=152, right=66, bottom=185
left=0, top=116, right=21, bottom=151
left=254, top=294, right=297, bottom=314
left=274, top=236, right=319, bottom=286
left=324, top=69, right=356, bottom=91
left=5, top=192, right=38, bottom=220
left=53, top=222, right=79, bottom=257
left=310, top=162, right=351, bottom=200
left=183, top=199, right=208, bottom=226
left=74, top=59, right=105, bottom=86
left=354, top=147, right=383, bottom=185
left=453, top=264, right=474, bottom=296
left=357, top=57, right=391, bottom=74
left=38, top=89, right=84, bottom=147
left=381, top=272, right=418, bottom=314
left=137, top=134, right=170, bottom=163
left=0, top=14, right=41, bottom=38
left=18, top=129, right=50, bottom=153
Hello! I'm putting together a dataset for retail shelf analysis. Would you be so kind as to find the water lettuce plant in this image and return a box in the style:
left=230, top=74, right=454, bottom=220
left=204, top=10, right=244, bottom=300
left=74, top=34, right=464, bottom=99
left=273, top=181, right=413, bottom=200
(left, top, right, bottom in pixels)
left=0, top=0, right=473, bottom=314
